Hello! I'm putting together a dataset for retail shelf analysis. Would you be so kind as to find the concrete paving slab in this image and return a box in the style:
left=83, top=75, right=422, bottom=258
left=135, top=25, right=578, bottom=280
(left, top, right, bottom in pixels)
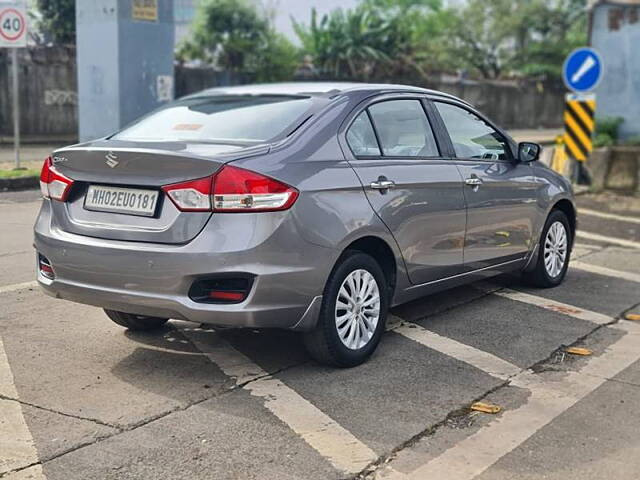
left=275, top=332, right=502, bottom=455
left=502, top=268, right=640, bottom=317
left=0, top=190, right=41, bottom=205
left=391, top=285, right=490, bottom=322
left=41, top=388, right=339, bottom=480
left=577, top=215, right=639, bottom=244
left=374, top=384, right=531, bottom=478
left=0, top=203, right=39, bottom=257
left=218, top=327, right=310, bottom=374
left=0, top=251, right=36, bottom=287
left=417, top=294, right=597, bottom=369
left=575, top=247, right=640, bottom=277
left=475, top=362, right=640, bottom=480
left=577, top=193, right=640, bottom=219
left=1, top=294, right=232, bottom=428
left=20, top=401, right=118, bottom=462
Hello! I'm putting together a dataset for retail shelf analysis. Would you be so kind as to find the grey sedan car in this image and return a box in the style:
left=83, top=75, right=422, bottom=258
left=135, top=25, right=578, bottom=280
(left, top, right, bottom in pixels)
left=34, top=82, right=575, bottom=367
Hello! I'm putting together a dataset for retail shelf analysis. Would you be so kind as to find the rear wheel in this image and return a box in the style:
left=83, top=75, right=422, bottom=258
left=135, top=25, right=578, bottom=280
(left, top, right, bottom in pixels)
left=104, top=309, right=169, bottom=331
left=523, top=210, right=572, bottom=288
left=303, top=251, right=388, bottom=367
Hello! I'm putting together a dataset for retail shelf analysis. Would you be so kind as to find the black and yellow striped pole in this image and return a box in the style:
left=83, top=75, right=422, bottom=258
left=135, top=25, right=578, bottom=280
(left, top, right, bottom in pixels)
left=563, top=93, right=596, bottom=183
left=563, top=94, right=596, bottom=162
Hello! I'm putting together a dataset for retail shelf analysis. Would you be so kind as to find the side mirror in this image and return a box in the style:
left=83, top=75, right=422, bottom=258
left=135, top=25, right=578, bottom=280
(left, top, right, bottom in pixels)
left=518, top=142, right=541, bottom=162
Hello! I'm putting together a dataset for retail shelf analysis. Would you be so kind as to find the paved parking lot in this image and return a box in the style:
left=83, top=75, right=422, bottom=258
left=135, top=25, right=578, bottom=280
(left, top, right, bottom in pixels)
left=1, top=190, right=639, bottom=480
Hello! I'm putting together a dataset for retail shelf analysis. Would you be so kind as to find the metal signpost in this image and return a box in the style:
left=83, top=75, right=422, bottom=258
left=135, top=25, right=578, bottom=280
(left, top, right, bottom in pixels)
left=561, top=47, right=603, bottom=183
left=0, top=2, right=27, bottom=170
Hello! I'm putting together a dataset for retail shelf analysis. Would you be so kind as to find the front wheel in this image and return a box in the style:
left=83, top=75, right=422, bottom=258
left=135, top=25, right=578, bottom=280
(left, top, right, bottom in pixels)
left=303, top=251, right=389, bottom=367
left=104, top=309, right=169, bottom=331
left=523, top=210, right=572, bottom=288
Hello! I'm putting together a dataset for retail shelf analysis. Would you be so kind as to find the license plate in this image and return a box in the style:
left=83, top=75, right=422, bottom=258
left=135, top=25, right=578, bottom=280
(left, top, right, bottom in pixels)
left=84, top=185, right=159, bottom=217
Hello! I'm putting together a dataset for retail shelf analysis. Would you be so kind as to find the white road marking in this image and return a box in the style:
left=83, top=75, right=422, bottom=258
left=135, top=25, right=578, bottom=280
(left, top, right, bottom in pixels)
left=572, top=260, right=640, bottom=284
left=578, top=208, right=640, bottom=225
left=389, top=316, right=521, bottom=381
left=0, top=281, right=38, bottom=295
left=570, top=242, right=603, bottom=259
left=0, top=337, right=45, bottom=478
left=381, top=321, right=640, bottom=480
left=490, top=288, right=613, bottom=325
left=178, top=326, right=379, bottom=475
left=576, top=231, right=640, bottom=249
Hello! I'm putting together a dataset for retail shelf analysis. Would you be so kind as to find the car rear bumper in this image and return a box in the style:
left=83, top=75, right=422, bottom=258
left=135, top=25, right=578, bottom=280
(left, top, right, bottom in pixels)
left=34, top=200, right=333, bottom=330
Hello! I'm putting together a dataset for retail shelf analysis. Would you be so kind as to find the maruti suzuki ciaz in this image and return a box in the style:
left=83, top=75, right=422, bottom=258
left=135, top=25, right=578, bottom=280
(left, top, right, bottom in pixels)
left=34, top=83, right=576, bottom=367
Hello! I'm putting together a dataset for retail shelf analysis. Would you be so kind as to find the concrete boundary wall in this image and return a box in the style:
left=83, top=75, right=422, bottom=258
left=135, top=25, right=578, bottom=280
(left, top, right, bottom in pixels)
left=1, top=47, right=566, bottom=139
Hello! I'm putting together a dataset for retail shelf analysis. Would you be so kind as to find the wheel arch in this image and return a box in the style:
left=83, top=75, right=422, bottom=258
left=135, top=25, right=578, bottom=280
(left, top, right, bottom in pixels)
left=551, top=198, right=577, bottom=246
left=524, top=197, right=577, bottom=273
left=339, top=235, right=398, bottom=301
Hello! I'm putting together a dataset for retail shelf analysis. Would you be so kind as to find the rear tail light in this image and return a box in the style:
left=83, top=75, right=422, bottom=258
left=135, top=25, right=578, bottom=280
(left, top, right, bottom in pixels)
left=212, top=165, right=298, bottom=212
left=40, top=157, right=74, bottom=202
left=162, top=166, right=298, bottom=213
left=161, top=176, right=213, bottom=212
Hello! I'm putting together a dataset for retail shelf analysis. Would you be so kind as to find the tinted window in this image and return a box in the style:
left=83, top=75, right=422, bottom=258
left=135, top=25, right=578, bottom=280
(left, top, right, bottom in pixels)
left=368, top=100, right=439, bottom=157
left=113, top=95, right=314, bottom=143
left=435, top=102, right=510, bottom=160
left=347, top=112, right=381, bottom=156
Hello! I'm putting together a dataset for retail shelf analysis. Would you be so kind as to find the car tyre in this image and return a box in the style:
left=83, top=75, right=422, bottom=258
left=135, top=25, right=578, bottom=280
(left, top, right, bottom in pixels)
left=104, top=309, right=169, bottom=331
left=303, top=251, right=388, bottom=367
left=523, top=210, right=572, bottom=288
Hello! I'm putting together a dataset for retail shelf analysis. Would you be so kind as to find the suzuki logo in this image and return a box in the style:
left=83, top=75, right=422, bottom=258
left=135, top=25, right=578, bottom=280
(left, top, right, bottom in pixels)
left=105, top=151, right=119, bottom=168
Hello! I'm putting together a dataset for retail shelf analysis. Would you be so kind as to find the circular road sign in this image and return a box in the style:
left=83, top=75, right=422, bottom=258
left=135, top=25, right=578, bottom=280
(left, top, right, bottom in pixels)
left=0, top=7, right=26, bottom=44
left=563, top=47, right=603, bottom=93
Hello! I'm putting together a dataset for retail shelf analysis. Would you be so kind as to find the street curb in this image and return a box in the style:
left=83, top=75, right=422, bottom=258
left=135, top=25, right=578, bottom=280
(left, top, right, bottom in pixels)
left=0, top=176, right=39, bottom=192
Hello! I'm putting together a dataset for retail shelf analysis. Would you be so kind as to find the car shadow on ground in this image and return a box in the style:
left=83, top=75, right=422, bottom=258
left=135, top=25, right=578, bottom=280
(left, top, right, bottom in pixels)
left=109, top=276, right=523, bottom=400
left=111, top=324, right=310, bottom=398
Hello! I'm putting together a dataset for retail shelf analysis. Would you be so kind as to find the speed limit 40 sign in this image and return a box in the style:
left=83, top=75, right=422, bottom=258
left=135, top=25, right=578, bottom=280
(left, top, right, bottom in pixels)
left=0, top=3, right=27, bottom=47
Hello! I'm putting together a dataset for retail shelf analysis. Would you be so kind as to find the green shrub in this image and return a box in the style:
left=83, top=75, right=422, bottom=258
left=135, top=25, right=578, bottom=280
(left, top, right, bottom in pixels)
left=595, top=117, right=624, bottom=143
left=592, top=133, right=614, bottom=148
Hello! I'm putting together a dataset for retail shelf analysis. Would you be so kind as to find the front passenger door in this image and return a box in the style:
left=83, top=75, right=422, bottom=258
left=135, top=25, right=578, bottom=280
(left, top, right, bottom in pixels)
left=433, top=101, right=539, bottom=270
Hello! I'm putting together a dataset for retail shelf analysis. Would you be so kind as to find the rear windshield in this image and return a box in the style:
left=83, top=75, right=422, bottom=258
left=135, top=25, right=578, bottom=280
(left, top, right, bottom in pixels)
left=112, top=95, right=315, bottom=143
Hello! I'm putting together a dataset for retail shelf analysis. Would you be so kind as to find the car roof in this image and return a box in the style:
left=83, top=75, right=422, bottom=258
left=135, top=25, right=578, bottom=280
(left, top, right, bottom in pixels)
left=187, top=82, right=471, bottom=106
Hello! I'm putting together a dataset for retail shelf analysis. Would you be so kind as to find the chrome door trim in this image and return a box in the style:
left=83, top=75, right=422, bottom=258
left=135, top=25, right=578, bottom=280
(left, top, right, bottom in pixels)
left=404, top=257, right=527, bottom=291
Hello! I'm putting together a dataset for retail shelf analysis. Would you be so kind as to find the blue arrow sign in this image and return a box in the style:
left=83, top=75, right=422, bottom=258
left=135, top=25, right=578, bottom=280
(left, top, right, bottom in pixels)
left=563, top=47, right=603, bottom=93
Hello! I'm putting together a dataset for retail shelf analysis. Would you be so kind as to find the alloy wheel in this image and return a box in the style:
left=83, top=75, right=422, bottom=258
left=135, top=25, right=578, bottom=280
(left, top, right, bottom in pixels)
left=543, top=221, right=568, bottom=278
left=335, top=269, right=381, bottom=350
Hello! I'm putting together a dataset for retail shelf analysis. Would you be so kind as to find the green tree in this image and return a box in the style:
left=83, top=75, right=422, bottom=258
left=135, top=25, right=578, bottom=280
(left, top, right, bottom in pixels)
left=443, top=0, right=587, bottom=79
left=35, top=0, right=75, bottom=45
left=178, top=0, right=298, bottom=81
left=293, top=7, right=390, bottom=79
left=513, top=0, right=588, bottom=78
left=294, top=1, right=450, bottom=80
left=442, top=0, right=525, bottom=79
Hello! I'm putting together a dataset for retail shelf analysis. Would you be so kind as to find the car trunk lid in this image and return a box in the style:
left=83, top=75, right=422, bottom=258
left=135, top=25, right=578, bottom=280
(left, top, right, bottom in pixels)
left=48, top=139, right=270, bottom=244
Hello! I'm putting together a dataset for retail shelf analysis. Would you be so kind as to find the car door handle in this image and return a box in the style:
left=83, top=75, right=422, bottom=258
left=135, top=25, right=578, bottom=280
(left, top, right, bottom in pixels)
left=465, top=177, right=483, bottom=186
left=370, top=179, right=395, bottom=190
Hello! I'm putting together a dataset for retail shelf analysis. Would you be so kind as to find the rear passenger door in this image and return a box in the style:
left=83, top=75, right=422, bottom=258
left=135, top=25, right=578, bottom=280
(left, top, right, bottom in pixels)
left=342, top=96, right=467, bottom=285
left=432, top=101, right=539, bottom=270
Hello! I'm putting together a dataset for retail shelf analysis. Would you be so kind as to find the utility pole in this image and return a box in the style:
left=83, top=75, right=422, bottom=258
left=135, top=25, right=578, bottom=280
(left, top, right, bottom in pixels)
left=0, top=2, right=27, bottom=169
left=11, top=48, right=20, bottom=169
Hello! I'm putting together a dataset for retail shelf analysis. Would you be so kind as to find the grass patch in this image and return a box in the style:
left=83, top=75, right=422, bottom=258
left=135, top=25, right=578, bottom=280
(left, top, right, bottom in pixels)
left=0, top=168, right=40, bottom=179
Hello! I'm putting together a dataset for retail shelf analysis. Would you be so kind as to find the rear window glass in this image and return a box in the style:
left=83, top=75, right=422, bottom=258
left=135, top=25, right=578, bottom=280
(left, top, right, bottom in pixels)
left=113, top=95, right=314, bottom=143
